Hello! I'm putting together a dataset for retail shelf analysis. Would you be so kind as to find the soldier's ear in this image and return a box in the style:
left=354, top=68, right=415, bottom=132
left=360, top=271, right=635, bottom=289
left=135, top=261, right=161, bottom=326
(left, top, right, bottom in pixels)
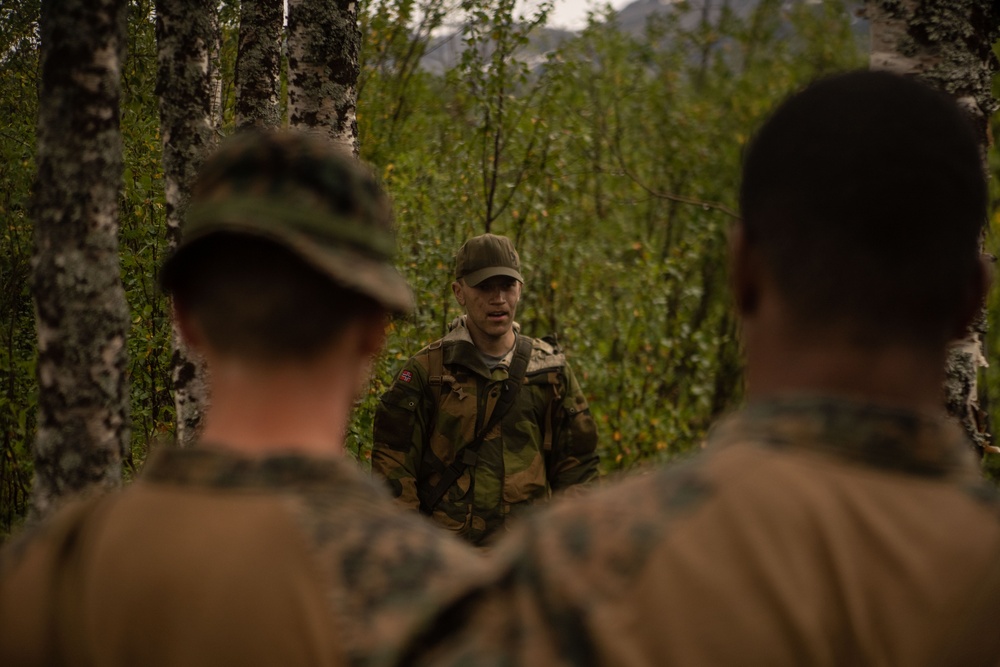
left=172, top=299, right=206, bottom=352
left=730, top=222, right=760, bottom=318
left=452, top=280, right=466, bottom=307
left=358, top=311, right=388, bottom=357
left=951, top=253, right=992, bottom=340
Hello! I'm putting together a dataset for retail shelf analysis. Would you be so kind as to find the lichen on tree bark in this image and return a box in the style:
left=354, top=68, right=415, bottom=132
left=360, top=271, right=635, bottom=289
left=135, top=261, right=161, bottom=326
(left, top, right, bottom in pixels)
left=155, top=0, right=219, bottom=446
left=287, top=0, right=361, bottom=154
left=31, top=0, right=131, bottom=519
left=235, top=0, right=283, bottom=130
left=867, top=0, right=1000, bottom=452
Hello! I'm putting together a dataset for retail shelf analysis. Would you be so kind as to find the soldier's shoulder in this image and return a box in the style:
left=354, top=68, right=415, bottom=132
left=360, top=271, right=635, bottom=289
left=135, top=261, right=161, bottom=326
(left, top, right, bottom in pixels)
left=410, top=336, right=444, bottom=359
left=296, top=489, right=490, bottom=664
left=1, top=490, right=116, bottom=580
left=510, top=458, right=714, bottom=586
left=391, top=342, right=444, bottom=381
left=524, top=334, right=566, bottom=374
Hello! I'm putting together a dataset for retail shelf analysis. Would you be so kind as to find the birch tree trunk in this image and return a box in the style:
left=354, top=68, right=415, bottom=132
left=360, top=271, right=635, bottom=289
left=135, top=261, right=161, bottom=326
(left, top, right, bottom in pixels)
left=209, top=9, right=224, bottom=131
left=155, top=0, right=219, bottom=446
left=287, top=0, right=361, bottom=154
left=867, top=0, right=1000, bottom=453
left=235, top=0, right=284, bottom=130
left=31, top=0, right=130, bottom=518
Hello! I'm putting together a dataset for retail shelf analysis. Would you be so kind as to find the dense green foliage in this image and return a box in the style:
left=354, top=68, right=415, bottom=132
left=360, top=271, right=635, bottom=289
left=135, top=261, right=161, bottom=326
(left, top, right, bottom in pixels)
left=0, top=0, right=42, bottom=531
left=348, top=0, right=867, bottom=469
left=977, top=45, right=1000, bottom=479
left=7, top=0, right=994, bottom=531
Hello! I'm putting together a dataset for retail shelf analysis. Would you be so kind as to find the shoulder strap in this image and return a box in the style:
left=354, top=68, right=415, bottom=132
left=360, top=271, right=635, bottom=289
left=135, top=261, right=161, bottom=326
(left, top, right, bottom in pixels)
left=419, top=335, right=533, bottom=515
left=425, top=340, right=445, bottom=403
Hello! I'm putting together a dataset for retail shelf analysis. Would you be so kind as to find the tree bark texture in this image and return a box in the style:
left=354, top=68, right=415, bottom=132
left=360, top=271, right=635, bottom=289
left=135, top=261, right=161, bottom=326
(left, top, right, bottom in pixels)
left=31, top=0, right=130, bottom=519
left=867, top=0, right=1000, bottom=453
left=209, top=8, right=224, bottom=131
left=155, top=0, right=219, bottom=446
left=287, top=0, right=361, bottom=154
left=235, top=0, right=284, bottom=130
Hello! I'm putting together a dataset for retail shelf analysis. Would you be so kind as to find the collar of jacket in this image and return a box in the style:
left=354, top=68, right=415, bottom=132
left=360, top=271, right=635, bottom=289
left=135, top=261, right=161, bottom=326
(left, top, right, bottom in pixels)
left=438, top=316, right=567, bottom=378
left=436, top=315, right=518, bottom=380
left=139, top=445, right=378, bottom=495
left=708, top=396, right=980, bottom=482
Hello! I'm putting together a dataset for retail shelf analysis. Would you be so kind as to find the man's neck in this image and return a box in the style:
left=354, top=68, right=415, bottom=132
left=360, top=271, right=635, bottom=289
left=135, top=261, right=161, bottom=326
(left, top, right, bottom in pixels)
left=197, top=348, right=362, bottom=459
left=466, top=324, right=516, bottom=357
left=743, top=323, right=948, bottom=414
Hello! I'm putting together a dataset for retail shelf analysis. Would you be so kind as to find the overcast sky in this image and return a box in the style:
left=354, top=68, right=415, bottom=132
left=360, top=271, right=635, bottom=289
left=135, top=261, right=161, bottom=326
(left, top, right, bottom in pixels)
left=545, top=0, right=638, bottom=30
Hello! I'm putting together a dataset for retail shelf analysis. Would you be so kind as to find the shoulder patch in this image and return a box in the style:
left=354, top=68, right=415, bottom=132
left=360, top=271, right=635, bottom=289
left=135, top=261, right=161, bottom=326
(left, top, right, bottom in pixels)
left=399, top=369, right=413, bottom=383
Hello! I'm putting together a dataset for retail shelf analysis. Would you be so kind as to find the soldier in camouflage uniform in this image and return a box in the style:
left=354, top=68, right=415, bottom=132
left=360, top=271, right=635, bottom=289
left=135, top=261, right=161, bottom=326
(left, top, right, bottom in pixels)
left=372, top=234, right=599, bottom=546
left=0, top=132, right=487, bottom=667
left=409, top=71, right=1000, bottom=665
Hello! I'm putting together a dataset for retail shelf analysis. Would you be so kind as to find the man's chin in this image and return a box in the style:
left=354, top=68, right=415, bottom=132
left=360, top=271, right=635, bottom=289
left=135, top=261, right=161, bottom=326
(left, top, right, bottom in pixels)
left=482, top=323, right=513, bottom=338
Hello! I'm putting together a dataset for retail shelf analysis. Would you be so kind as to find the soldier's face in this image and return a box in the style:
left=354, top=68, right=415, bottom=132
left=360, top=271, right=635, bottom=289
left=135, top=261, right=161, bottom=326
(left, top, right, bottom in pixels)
left=453, top=276, right=522, bottom=343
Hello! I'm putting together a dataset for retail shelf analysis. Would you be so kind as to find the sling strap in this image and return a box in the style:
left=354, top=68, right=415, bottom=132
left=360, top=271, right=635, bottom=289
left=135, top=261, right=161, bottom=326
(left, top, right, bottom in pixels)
left=425, top=339, right=445, bottom=403
left=419, top=335, right=533, bottom=515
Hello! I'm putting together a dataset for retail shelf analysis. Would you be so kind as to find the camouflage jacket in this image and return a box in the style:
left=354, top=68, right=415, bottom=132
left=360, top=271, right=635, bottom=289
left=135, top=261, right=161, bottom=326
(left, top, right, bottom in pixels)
left=0, top=446, right=486, bottom=667
left=411, top=397, right=1000, bottom=666
left=372, top=317, right=599, bottom=546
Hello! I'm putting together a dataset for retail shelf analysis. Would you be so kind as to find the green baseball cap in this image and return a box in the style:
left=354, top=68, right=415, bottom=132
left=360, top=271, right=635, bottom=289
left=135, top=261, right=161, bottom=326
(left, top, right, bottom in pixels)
left=159, top=131, right=414, bottom=314
left=455, top=233, right=524, bottom=286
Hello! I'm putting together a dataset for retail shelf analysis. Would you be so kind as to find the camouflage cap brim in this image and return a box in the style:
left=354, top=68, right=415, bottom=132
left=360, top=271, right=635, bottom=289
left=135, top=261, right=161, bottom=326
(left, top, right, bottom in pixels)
left=160, top=211, right=414, bottom=315
left=454, top=233, right=523, bottom=286
left=461, top=265, right=524, bottom=287
left=159, top=130, right=414, bottom=315
left=293, top=234, right=415, bottom=316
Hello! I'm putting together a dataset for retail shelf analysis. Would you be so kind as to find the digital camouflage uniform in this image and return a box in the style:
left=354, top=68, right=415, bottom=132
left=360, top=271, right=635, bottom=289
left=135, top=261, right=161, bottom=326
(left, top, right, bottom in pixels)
left=372, top=316, right=599, bottom=546
left=0, top=447, right=488, bottom=667
left=413, top=398, right=1000, bottom=666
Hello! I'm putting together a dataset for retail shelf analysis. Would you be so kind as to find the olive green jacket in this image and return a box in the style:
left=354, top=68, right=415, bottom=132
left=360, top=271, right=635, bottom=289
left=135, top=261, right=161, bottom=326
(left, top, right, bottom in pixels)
left=372, top=317, right=599, bottom=545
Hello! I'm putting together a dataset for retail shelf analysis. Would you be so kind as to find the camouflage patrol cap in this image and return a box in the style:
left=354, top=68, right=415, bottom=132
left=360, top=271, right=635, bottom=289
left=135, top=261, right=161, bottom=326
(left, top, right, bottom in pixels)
left=159, top=130, right=414, bottom=314
left=455, top=233, right=523, bottom=286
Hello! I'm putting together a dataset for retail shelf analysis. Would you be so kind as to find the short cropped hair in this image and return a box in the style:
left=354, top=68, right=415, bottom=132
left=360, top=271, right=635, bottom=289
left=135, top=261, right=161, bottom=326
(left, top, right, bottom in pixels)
left=170, top=234, right=382, bottom=362
left=739, top=70, right=985, bottom=346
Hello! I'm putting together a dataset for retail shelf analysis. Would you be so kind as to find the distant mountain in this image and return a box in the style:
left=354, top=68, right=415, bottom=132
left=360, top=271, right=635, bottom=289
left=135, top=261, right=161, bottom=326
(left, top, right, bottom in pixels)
left=417, top=0, right=866, bottom=73
left=614, top=0, right=756, bottom=36
left=613, top=0, right=866, bottom=37
left=419, top=25, right=577, bottom=76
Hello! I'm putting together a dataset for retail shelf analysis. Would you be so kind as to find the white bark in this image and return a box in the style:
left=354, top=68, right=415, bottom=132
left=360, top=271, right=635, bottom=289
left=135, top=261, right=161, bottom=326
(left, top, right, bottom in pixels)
left=287, top=0, right=361, bottom=154
left=155, top=0, right=219, bottom=445
left=31, top=0, right=130, bottom=518
left=867, top=0, right=1000, bottom=452
left=235, top=0, right=283, bottom=130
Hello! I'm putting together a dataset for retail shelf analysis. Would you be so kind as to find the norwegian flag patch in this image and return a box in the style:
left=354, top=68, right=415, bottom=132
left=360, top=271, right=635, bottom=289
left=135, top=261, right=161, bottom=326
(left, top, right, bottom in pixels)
left=399, top=370, right=413, bottom=383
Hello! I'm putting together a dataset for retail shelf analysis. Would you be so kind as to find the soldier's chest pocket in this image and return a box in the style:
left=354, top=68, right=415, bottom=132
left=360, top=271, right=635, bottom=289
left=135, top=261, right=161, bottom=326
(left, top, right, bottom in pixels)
left=505, top=374, right=559, bottom=435
left=374, top=384, right=421, bottom=452
left=437, top=376, right=478, bottom=417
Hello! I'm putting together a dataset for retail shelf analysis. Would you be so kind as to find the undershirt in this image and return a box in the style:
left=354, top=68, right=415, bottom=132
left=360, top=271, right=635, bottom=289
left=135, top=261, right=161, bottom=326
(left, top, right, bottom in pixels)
left=478, top=344, right=513, bottom=370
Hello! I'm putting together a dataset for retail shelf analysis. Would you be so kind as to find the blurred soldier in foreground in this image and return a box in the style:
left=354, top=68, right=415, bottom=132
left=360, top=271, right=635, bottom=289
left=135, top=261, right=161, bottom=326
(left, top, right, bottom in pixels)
left=0, top=132, right=485, bottom=667
left=410, top=71, right=1000, bottom=666
left=372, top=233, right=599, bottom=546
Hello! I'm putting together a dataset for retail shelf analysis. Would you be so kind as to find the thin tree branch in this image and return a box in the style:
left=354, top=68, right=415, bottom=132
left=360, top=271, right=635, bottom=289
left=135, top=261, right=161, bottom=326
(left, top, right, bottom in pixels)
left=609, top=135, right=740, bottom=220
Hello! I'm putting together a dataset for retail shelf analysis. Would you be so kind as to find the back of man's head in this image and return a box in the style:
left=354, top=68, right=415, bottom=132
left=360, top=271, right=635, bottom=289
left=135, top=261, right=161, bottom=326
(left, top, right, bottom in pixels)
left=160, top=131, right=413, bottom=362
left=739, top=70, right=985, bottom=347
